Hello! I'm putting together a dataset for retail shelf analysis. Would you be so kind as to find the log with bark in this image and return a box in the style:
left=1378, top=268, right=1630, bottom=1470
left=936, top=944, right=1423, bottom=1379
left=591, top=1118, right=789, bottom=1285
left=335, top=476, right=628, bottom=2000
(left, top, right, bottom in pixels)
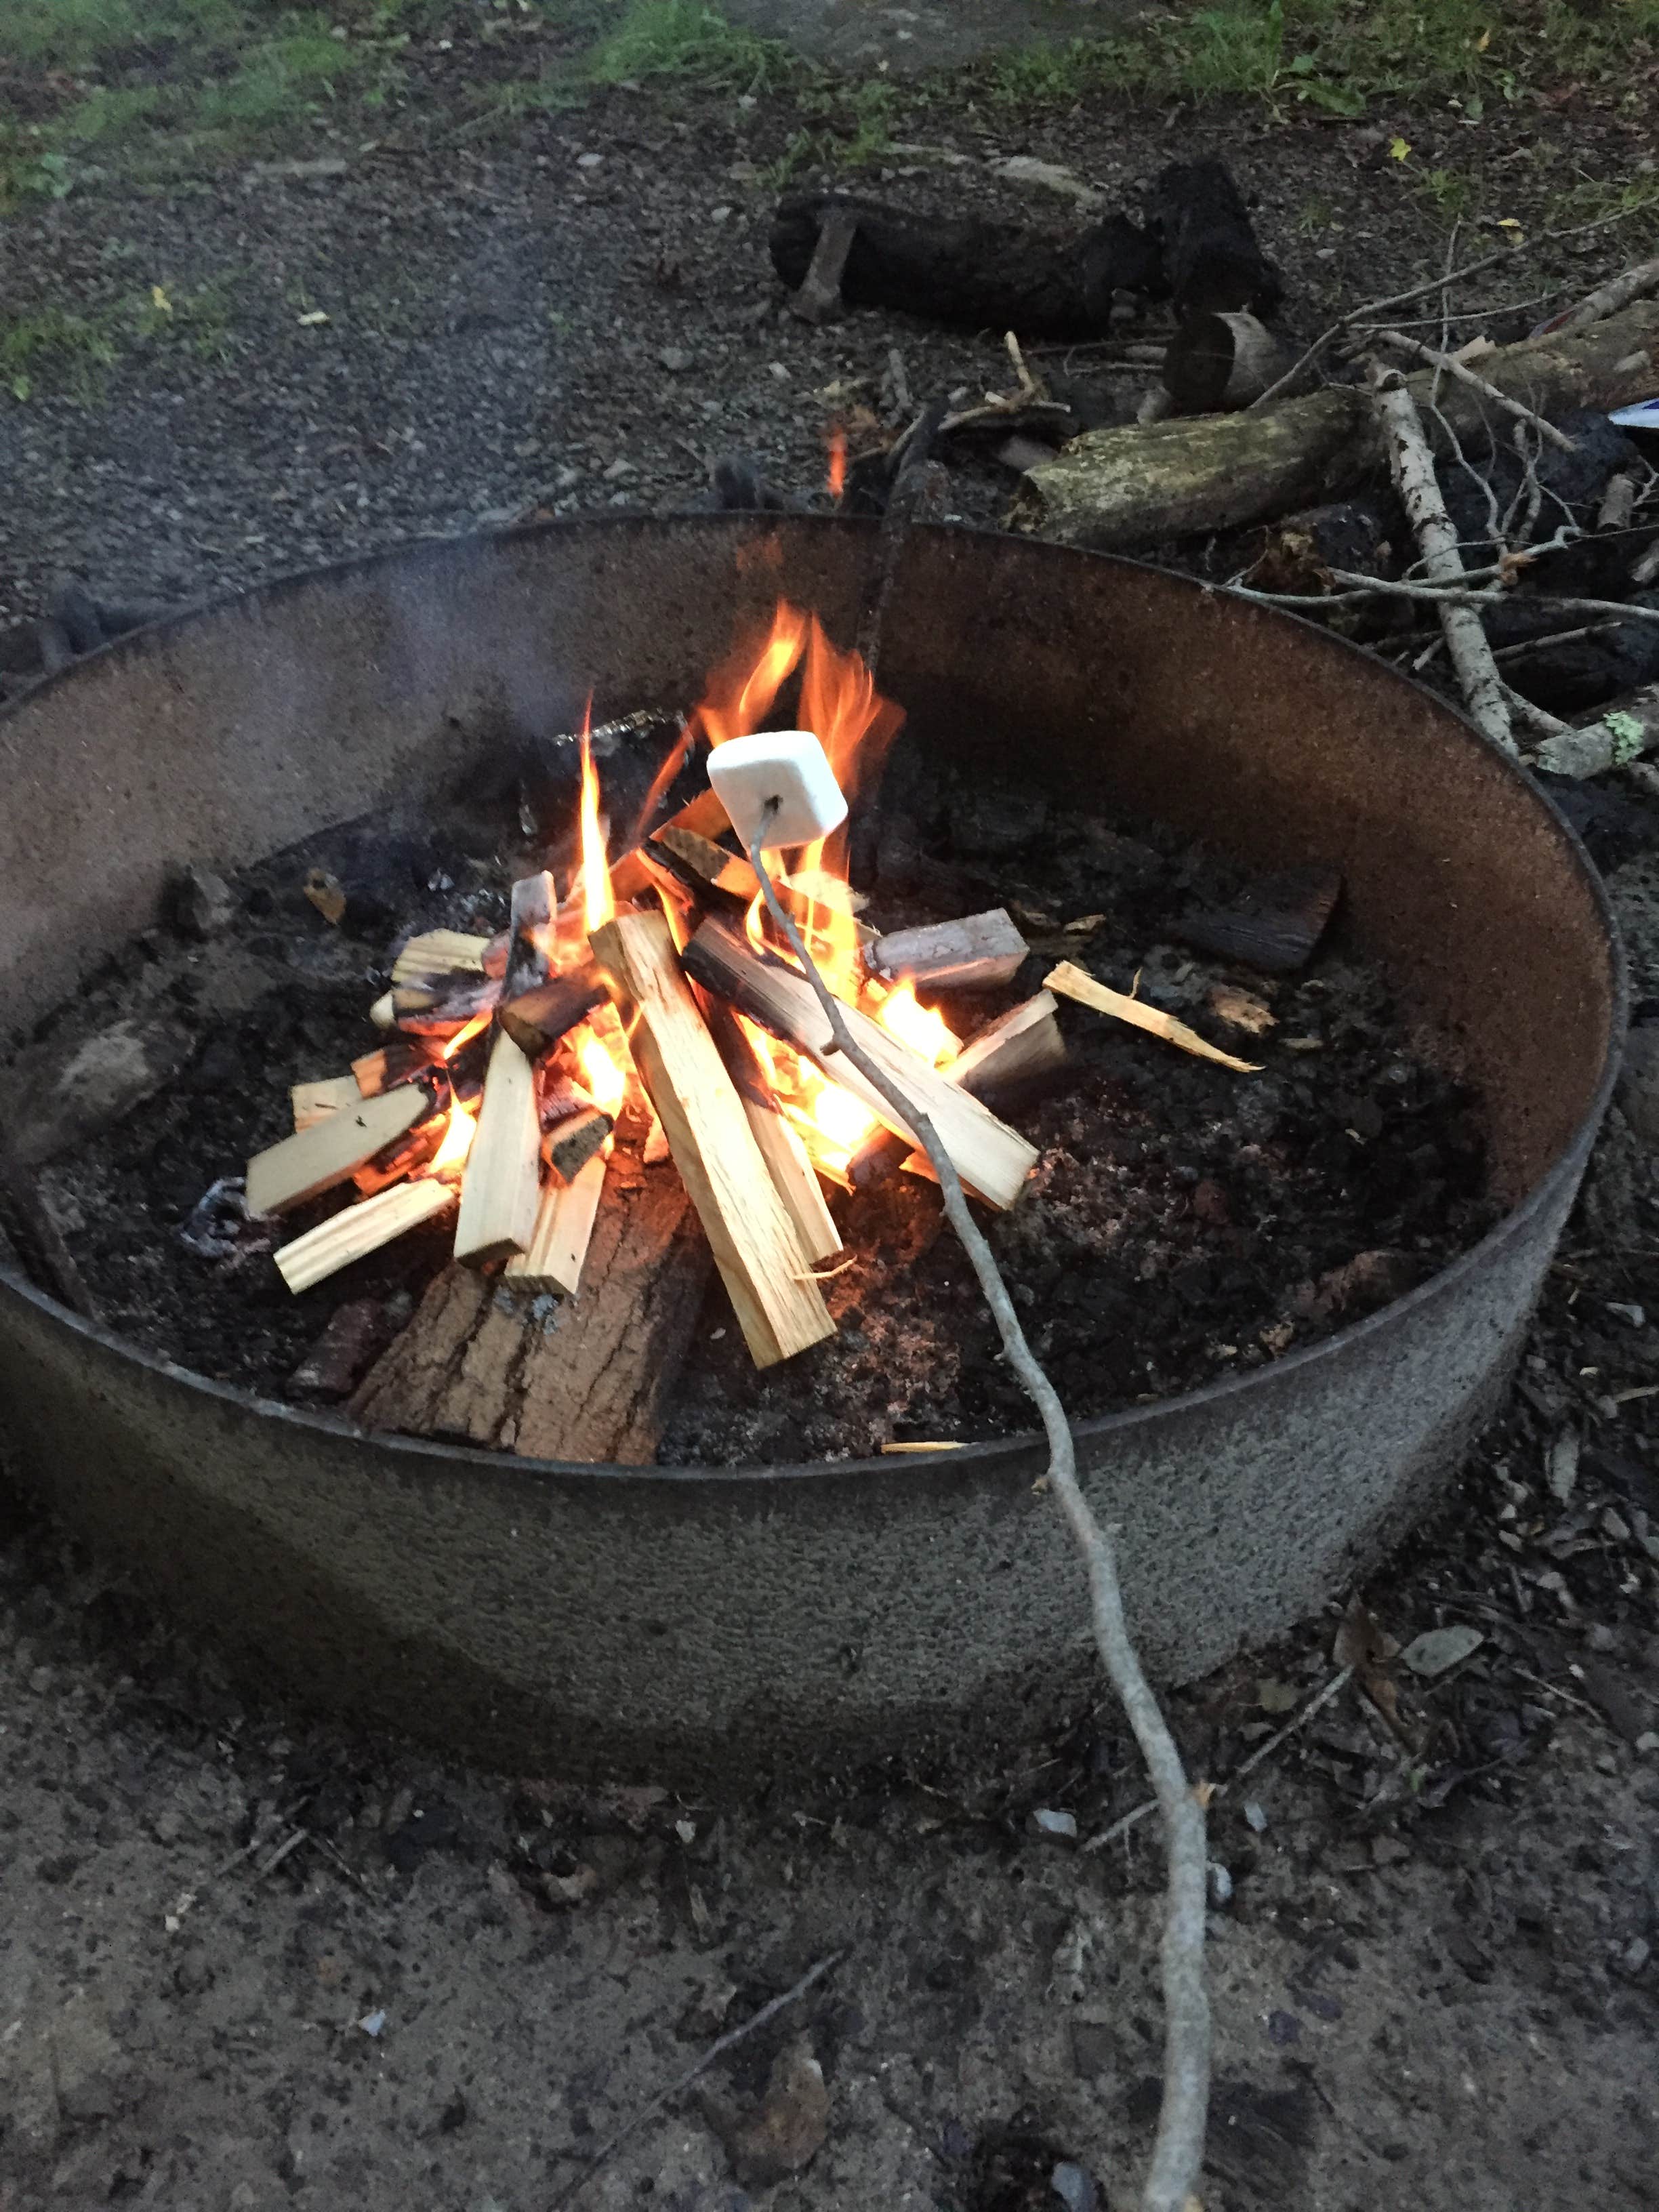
left=770, top=192, right=1165, bottom=340
left=1014, top=301, right=1659, bottom=550
left=350, top=1155, right=710, bottom=1462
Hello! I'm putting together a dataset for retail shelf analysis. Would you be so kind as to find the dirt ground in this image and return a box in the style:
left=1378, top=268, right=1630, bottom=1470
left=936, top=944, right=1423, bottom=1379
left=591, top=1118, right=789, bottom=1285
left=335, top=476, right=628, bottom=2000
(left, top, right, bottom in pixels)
left=3, top=22, right=1659, bottom=2212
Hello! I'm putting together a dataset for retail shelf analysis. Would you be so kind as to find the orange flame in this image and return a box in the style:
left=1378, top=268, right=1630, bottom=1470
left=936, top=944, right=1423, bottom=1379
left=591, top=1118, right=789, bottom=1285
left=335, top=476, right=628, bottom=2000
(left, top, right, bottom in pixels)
left=439, top=1008, right=492, bottom=1063
left=693, top=603, right=810, bottom=751
left=826, top=426, right=847, bottom=504
left=427, top=1100, right=478, bottom=1179
left=869, top=979, right=958, bottom=1068
left=576, top=1026, right=628, bottom=1120
left=579, top=703, right=613, bottom=935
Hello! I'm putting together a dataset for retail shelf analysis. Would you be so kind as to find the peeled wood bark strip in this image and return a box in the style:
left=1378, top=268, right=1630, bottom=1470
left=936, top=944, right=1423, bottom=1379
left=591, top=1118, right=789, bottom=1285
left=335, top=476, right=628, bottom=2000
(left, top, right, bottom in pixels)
left=506, top=1149, right=608, bottom=1294
left=291, top=1075, right=361, bottom=1131
left=351, top=1162, right=710, bottom=1462
left=453, top=1030, right=542, bottom=1265
left=247, top=1082, right=433, bottom=1216
left=869, top=907, right=1028, bottom=991
left=682, top=917, right=1038, bottom=1211
left=1045, top=962, right=1261, bottom=1073
left=1015, top=301, right=1659, bottom=550
left=392, top=930, right=493, bottom=985
left=498, top=958, right=609, bottom=1059
left=704, top=999, right=842, bottom=1266
left=591, top=911, right=834, bottom=1368
left=276, top=1178, right=455, bottom=1294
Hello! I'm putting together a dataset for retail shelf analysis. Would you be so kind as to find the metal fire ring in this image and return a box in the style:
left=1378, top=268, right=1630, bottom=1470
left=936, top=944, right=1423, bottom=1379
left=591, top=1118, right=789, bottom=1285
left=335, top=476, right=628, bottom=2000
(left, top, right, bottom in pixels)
left=0, top=517, right=1624, bottom=1784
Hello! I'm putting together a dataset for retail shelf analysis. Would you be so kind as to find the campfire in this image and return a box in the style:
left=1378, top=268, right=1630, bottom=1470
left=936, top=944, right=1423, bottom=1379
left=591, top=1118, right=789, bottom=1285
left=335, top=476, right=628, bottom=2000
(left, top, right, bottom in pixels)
left=241, top=605, right=1153, bottom=1414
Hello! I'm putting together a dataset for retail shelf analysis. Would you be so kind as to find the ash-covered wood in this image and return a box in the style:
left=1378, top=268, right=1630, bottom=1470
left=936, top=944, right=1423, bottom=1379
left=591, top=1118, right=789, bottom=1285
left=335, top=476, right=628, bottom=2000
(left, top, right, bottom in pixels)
left=869, top=907, right=1028, bottom=991
left=591, top=910, right=835, bottom=1368
left=350, top=1158, right=710, bottom=1462
left=681, top=917, right=1038, bottom=1211
left=246, top=1082, right=435, bottom=1216
left=392, top=973, right=501, bottom=1035
left=770, top=191, right=1164, bottom=340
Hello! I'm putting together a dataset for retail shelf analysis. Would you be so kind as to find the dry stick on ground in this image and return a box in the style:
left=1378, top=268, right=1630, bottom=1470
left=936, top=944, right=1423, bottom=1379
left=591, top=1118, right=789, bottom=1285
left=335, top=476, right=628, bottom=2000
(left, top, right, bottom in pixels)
left=1376, top=327, right=1578, bottom=451
left=550, top=1951, right=844, bottom=2210
left=744, top=807, right=1210, bottom=2212
left=1555, top=254, right=1659, bottom=334
left=1371, top=363, right=1515, bottom=753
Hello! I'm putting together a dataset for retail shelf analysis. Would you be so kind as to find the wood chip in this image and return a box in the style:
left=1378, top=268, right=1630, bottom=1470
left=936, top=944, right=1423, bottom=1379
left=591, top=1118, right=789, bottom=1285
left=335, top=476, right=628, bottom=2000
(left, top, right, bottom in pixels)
left=1044, top=962, right=1261, bottom=1072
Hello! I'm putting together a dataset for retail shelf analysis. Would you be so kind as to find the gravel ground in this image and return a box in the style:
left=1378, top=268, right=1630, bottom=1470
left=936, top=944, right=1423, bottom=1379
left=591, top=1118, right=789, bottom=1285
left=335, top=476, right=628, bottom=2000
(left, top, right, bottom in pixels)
left=3, top=45, right=1659, bottom=2212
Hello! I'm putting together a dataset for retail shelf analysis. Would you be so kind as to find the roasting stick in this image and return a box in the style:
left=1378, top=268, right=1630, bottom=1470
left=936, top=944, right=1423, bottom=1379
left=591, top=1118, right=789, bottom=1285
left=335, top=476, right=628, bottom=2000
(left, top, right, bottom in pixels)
left=742, top=801, right=1209, bottom=2212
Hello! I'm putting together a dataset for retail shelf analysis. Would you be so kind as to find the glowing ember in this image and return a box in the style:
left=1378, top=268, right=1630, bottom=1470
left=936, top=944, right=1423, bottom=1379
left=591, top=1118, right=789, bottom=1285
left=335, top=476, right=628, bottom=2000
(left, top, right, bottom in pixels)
left=579, top=705, right=613, bottom=935
left=826, top=426, right=847, bottom=503
left=805, top=1070, right=876, bottom=1153
left=427, top=1101, right=478, bottom=1179
left=871, top=979, right=958, bottom=1068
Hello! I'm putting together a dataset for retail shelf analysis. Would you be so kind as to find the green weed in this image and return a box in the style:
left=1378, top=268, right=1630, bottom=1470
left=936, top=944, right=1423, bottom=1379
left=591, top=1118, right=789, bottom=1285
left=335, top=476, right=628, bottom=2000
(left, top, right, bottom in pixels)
left=0, top=306, right=117, bottom=403
left=584, top=1, right=798, bottom=94
left=766, top=75, right=899, bottom=184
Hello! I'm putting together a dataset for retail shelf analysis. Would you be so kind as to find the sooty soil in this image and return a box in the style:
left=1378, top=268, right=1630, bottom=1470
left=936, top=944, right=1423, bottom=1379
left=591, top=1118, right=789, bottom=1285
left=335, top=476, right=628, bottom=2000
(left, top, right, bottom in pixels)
left=37, top=718, right=1493, bottom=1463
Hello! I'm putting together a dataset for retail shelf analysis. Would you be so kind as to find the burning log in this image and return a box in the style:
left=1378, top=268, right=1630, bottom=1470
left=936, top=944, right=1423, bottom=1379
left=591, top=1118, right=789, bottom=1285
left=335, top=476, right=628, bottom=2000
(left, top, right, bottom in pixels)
left=276, top=1178, right=456, bottom=1294
left=291, top=1075, right=361, bottom=1130
left=350, top=1164, right=711, bottom=1462
left=869, top=908, right=1028, bottom=992
left=246, top=1082, right=435, bottom=1216
left=1015, top=301, right=1659, bottom=550
left=681, top=917, right=1038, bottom=1211
left=1045, top=961, right=1261, bottom=1073
left=503, top=870, right=558, bottom=999
left=649, top=823, right=759, bottom=907
left=498, top=959, right=609, bottom=1060
left=506, top=1150, right=607, bottom=1295
left=591, top=910, right=836, bottom=1368
left=392, top=973, right=500, bottom=1035
left=703, top=1000, right=842, bottom=1266
left=352, top=1040, right=431, bottom=1097
left=770, top=191, right=1165, bottom=338
left=454, top=1031, right=543, bottom=1265
left=538, top=1069, right=614, bottom=1183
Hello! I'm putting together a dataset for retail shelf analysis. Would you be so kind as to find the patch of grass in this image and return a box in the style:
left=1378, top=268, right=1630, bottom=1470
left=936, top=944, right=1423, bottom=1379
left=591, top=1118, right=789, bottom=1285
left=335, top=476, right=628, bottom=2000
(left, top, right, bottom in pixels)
left=130, top=279, right=238, bottom=361
left=1416, top=165, right=1477, bottom=223
left=0, top=306, right=118, bottom=403
left=0, top=0, right=242, bottom=65
left=585, top=1, right=798, bottom=94
left=766, top=75, right=900, bottom=185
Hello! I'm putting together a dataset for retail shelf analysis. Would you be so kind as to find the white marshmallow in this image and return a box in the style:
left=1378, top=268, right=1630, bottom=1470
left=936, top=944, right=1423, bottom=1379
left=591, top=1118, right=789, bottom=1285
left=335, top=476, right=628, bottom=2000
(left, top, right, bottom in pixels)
left=707, top=730, right=848, bottom=851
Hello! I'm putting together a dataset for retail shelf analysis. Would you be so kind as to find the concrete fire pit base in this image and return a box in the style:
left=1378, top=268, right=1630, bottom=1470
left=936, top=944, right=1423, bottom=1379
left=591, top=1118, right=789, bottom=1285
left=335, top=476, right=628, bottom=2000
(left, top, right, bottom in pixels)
left=0, top=518, right=1622, bottom=1784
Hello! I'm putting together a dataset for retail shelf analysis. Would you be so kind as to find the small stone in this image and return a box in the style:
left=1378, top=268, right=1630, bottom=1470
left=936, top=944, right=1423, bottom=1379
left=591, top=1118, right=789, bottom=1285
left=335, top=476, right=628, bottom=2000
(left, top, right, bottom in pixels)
left=1401, top=1624, right=1483, bottom=1677
left=1033, top=1807, right=1078, bottom=1839
left=169, top=862, right=235, bottom=939
left=1050, top=2160, right=1099, bottom=2212
left=602, top=457, right=635, bottom=482
left=576, top=152, right=604, bottom=168
left=358, top=2009, right=386, bottom=2037
left=717, top=2037, right=830, bottom=2186
left=1607, top=1301, right=1645, bottom=1328
left=1547, top=1432, right=1580, bottom=1503
left=1267, top=2009, right=1302, bottom=2045
left=657, top=346, right=693, bottom=373
left=1244, top=1800, right=1268, bottom=1832
left=1208, top=1861, right=1233, bottom=1905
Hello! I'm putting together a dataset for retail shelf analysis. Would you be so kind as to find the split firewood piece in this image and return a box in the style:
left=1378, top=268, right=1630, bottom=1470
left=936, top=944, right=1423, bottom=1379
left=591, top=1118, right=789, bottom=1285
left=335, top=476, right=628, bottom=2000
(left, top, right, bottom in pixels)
left=789, top=202, right=859, bottom=325
left=353, top=1120, right=443, bottom=1197
left=276, top=1178, right=455, bottom=1294
left=869, top=907, right=1028, bottom=991
left=353, top=1040, right=432, bottom=1097
left=1045, top=961, right=1261, bottom=1073
left=657, top=783, right=733, bottom=844
left=498, top=958, right=609, bottom=1060
left=392, top=930, right=494, bottom=985
left=392, top=973, right=501, bottom=1033
left=247, top=1082, right=435, bottom=1216
left=703, top=999, right=842, bottom=1266
left=950, top=990, right=1066, bottom=1101
left=369, top=991, right=396, bottom=1033
left=350, top=1163, right=711, bottom=1462
left=538, top=1070, right=614, bottom=1183
left=506, top=1150, right=608, bottom=1295
left=453, top=1031, right=543, bottom=1265
left=503, top=870, right=558, bottom=1000
left=682, top=917, right=1039, bottom=1211
left=649, top=823, right=760, bottom=907
left=591, top=910, right=835, bottom=1367
left=291, top=1075, right=361, bottom=1132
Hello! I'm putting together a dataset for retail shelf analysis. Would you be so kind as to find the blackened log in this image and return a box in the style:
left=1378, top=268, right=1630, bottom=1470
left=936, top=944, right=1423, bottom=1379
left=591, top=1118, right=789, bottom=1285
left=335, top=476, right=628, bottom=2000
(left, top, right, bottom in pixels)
left=1151, top=161, right=1282, bottom=323
left=770, top=192, right=1164, bottom=340
left=1164, top=310, right=1290, bottom=413
left=1173, top=864, right=1342, bottom=975
left=498, top=959, right=609, bottom=1060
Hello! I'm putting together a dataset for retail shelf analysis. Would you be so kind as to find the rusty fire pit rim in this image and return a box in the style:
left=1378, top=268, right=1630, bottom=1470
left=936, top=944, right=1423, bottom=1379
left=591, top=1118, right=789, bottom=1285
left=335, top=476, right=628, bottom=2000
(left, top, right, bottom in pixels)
left=0, top=513, right=1626, bottom=1489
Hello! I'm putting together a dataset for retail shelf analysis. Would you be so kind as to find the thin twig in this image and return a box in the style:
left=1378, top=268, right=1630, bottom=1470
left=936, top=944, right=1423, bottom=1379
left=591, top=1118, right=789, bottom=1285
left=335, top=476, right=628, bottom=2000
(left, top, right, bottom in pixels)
left=1500, top=682, right=1573, bottom=741
left=747, top=813, right=1208, bottom=2212
left=1084, top=1668, right=1357, bottom=1855
left=1375, top=328, right=1578, bottom=451
left=1493, top=619, right=1623, bottom=660
left=549, top=1952, right=843, bottom=2209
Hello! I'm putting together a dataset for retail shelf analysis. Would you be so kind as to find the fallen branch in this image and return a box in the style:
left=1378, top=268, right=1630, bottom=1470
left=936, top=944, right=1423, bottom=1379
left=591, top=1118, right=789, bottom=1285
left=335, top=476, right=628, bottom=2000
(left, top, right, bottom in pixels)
left=745, top=812, right=1210, bottom=2212
left=1370, top=365, right=1514, bottom=753
left=1554, top=255, right=1659, bottom=335
left=1374, top=327, right=1577, bottom=452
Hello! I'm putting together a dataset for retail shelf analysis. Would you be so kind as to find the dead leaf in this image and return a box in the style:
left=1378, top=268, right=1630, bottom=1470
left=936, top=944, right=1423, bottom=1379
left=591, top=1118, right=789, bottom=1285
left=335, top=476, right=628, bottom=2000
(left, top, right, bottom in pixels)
left=1065, top=912, right=1107, bottom=934
left=1475, top=24, right=1492, bottom=49
left=303, top=867, right=347, bottom=926
left=1401, top=1624, right=1483, bottom=1677
left=1389, top=136, right=1412, bottom=161
left=1208, top=982, right=1277, bottom=1035
left=1257, top=1679, right=1300, bottom=1715
left=150, top=285, right=172, bottom=316
left=1333, top=1592, right=1401, bottom=1673
left=297, top=309, right=330, bottom=327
